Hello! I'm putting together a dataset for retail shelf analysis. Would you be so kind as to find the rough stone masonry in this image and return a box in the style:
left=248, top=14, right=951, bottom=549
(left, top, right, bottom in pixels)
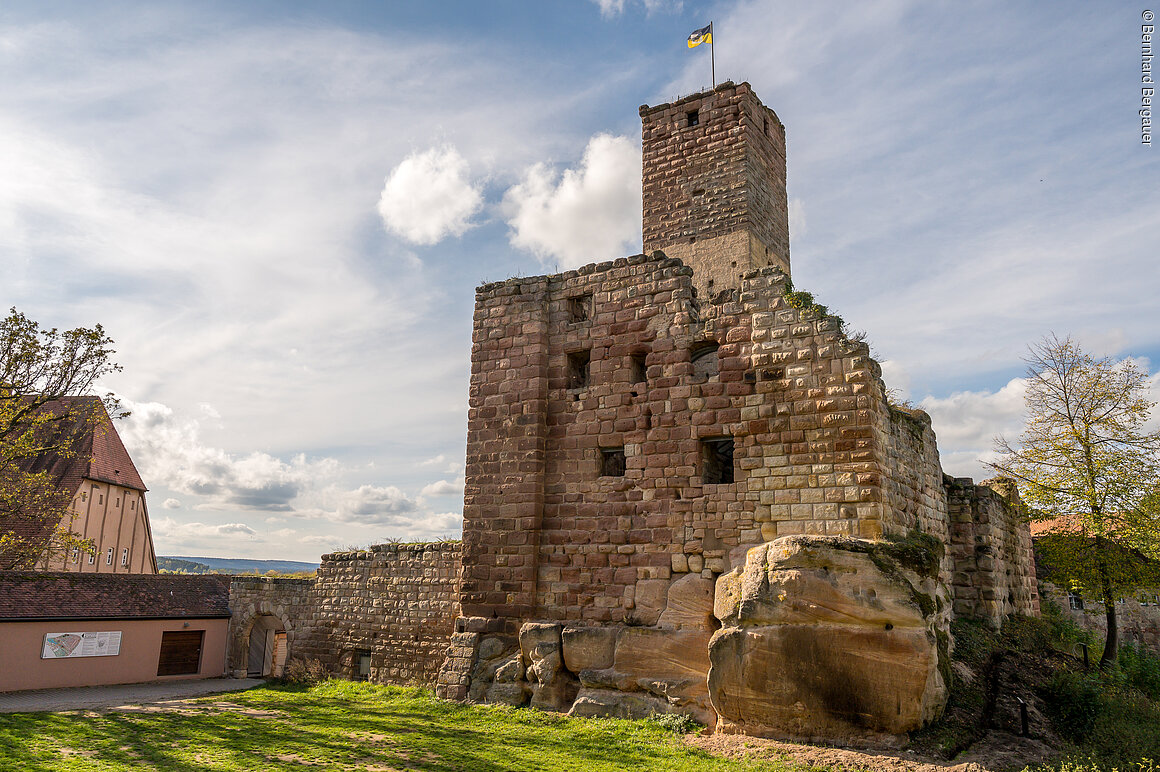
left=434, top=81, right=1039, bottom=746
left=228, top=81, right=1040, bottom=746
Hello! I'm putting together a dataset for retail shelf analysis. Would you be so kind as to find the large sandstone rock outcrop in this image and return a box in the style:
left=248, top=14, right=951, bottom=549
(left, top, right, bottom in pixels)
left=709, top=535, right=951, bottom=746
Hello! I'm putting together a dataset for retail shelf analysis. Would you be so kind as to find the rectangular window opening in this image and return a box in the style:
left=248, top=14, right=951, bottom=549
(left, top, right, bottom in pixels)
left=106, top=548, right=114, bottom=565
left=71, top=547, right=80, bottom=564
left=122, top=548, right=130, bottom=566
left=687, top=109, right=699, bottom=127
left=568, top=294, right=592, bottom=323
left=702, top=437, right=735, bottom=485
left=88, top=551, right=95, bottom=565
left=1067, top=592, right=1084, bottom=611
left=631, top=353, right=648, bottom=385
left=600, top=447, right=626, bottom=477
left=356, top=650, right=372, bottom=681
left=567, top=350, right=590, bottom=390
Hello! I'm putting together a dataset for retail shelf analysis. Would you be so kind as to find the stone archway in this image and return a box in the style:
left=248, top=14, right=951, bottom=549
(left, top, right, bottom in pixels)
left=246, top=614, right=287, bottom=677
left=228, top=602, right=293, bottom=678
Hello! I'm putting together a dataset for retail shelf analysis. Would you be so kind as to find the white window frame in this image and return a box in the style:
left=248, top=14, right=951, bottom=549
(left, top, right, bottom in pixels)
left=106, top=548, right=114, bottom=565
left=121, top=548, right=129, bottom=566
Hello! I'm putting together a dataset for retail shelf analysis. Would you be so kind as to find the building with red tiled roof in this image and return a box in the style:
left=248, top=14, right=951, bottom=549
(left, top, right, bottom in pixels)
left=9, top=397, right=157, bottom=574
left=0, top=572, right=230, bottom=691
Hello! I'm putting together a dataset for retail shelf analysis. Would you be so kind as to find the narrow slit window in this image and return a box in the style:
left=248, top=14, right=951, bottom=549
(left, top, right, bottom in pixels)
left=701, top=437, right=735, bottom=485
left=631, top=353, right=648, bottom=384
left=88, top=551, right=96, bottom=565
left=567, top=350, right=591, bottom=390
left=600, top=448, right=626, bottom=477
left=122, top=548, right=130, bottom=566
left=106, top=547, right=114, bottom=565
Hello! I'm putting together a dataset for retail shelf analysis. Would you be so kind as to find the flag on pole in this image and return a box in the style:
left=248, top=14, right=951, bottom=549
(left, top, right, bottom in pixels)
left=687, top=24, right=712, bottom=49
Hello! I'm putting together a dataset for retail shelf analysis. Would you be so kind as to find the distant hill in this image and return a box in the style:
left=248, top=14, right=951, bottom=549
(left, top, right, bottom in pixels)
left=159, top=556, right=319, bottom=575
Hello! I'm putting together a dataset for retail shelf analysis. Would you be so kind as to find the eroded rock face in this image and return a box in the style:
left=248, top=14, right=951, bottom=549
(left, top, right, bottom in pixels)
left=657, top=574, right=716, bottom=631
left=519, top=622, right=579, bottom=711
left=709, top=535, right=950, bottom=746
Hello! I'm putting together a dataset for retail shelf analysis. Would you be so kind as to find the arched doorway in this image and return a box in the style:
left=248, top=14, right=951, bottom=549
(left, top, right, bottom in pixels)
left=246, top=614, right=288, bottom=677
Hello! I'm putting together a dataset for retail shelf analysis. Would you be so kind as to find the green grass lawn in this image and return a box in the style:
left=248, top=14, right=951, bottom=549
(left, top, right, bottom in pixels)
left=0, top=681, right=806, bottom=772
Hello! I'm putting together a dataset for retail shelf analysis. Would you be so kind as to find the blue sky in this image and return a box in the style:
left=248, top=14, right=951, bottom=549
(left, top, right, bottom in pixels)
left=2, top=1, right=1157, bottom=560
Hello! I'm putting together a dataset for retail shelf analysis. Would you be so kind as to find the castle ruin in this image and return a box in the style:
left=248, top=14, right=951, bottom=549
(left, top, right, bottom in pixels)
left=227, top=81, right=1039, bottom=747
left=434, top=81, right=1038, bottom=745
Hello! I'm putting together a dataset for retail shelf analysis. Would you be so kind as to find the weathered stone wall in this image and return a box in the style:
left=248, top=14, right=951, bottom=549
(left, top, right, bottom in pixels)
left=641, top=81, right=790, bottom=296
left=444, top=82, right=1044, bottom=741
left=1040, top=581, right=1160, bottom=653
left=229, top=542, right=461, bottom=685
left=460, top=254, right=945, bottom=634
left=946, top=478, right=1039, bottom=624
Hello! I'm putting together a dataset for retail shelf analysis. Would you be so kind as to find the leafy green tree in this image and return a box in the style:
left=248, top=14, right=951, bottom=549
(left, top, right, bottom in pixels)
left=991, top=335, right=1160, bottom=666
left=0, top=308, right=124, bottom=569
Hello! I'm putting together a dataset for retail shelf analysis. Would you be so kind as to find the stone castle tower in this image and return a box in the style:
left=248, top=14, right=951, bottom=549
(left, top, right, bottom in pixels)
left=641, top=82, right=790, bottom=297
left=439, top=81, right=1038, bottom=744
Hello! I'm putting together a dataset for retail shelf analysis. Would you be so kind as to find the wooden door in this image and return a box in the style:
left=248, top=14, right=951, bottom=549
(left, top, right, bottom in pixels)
left=247, top=627, right=267, bottom=676
left=157, top=630, right=204, bottom=676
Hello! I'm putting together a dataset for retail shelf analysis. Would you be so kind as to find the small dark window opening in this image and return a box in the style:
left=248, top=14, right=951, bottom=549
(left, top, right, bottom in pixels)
left=690, top=342, right=719, bottom=380
left=1068, top=592, right=1084, bottom=611
left=600, top=448, right=626, bottom=477
left=687, top=109, right=699, bottom=127
left=356, top=650, right=372, bottom=681
left=702, top=437, right=735, bottom=484
left=631, top=353, right=648, bottom=384
left=567, top=350, right=590, bottom=389
left=568, top=294, right=591, bottom=323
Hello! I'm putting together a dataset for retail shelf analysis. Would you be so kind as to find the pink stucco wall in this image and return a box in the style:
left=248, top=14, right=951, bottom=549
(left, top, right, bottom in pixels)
left=0, top=618, right=228, bottom=692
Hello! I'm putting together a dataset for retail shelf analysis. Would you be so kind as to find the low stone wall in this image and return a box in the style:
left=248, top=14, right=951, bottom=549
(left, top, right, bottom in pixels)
left=229, top=542, right=462, bottom=685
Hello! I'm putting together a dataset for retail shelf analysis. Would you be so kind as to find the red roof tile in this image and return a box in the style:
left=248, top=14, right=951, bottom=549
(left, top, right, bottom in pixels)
left=0, top=572, right=230, bottom=620
left=15, top=396, right=146, bottom=494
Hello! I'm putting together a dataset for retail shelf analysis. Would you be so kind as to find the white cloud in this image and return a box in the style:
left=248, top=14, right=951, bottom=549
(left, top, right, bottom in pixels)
left=117, top=398, right=334, bottom=513
left=419, top=478, right=464, bottom=498
left=377, top=145, right=482, bottom=245
left=503, top=133, right=642, bottom=269
left=788, top=198, right=807, bottom=244
left=153, top=517, right=257, bottom=540
left=327, top=484, right=418, bottom=525
left=591, top=0, right=681, bottom=17
left=162, top=498, right=181, bottom=510
left=919, top=377, right=1028, bottom=479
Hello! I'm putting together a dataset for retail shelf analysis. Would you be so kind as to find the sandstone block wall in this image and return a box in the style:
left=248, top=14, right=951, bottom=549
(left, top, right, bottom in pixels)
left=946, top=478, right=1039, bottom=624
left=460, top=253, right=949, bottom=634
left=229, top=542, right=461, bottom=685
left=641, top=82, right=790, bottom=296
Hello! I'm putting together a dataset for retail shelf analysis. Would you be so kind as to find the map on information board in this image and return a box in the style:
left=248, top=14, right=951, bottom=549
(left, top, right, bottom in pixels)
left=42, top=631, right=122, bottom=659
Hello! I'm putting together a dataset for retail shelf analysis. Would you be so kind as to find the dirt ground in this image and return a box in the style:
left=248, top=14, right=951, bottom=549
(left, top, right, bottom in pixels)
left=689, top=730, right=1057, bottom=772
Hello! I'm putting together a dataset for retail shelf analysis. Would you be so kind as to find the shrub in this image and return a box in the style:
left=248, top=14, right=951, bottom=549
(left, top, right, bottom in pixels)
left=649, top=712, right=703, bottom=735
left=1040, top=671, right=1106, bottom=742
left=1117, top=643, right=1160, bottom=701
left=282, top=657, right=330, bottom=686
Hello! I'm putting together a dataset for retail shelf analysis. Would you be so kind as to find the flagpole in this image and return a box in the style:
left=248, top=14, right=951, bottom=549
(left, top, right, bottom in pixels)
left=710, top=21, right=716, bottom=87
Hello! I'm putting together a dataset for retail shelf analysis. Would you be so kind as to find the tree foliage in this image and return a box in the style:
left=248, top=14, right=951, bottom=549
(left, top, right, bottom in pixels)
left=0, top=308, right=124, bottom=569
left=991, top=335, right=1160, bottom=665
